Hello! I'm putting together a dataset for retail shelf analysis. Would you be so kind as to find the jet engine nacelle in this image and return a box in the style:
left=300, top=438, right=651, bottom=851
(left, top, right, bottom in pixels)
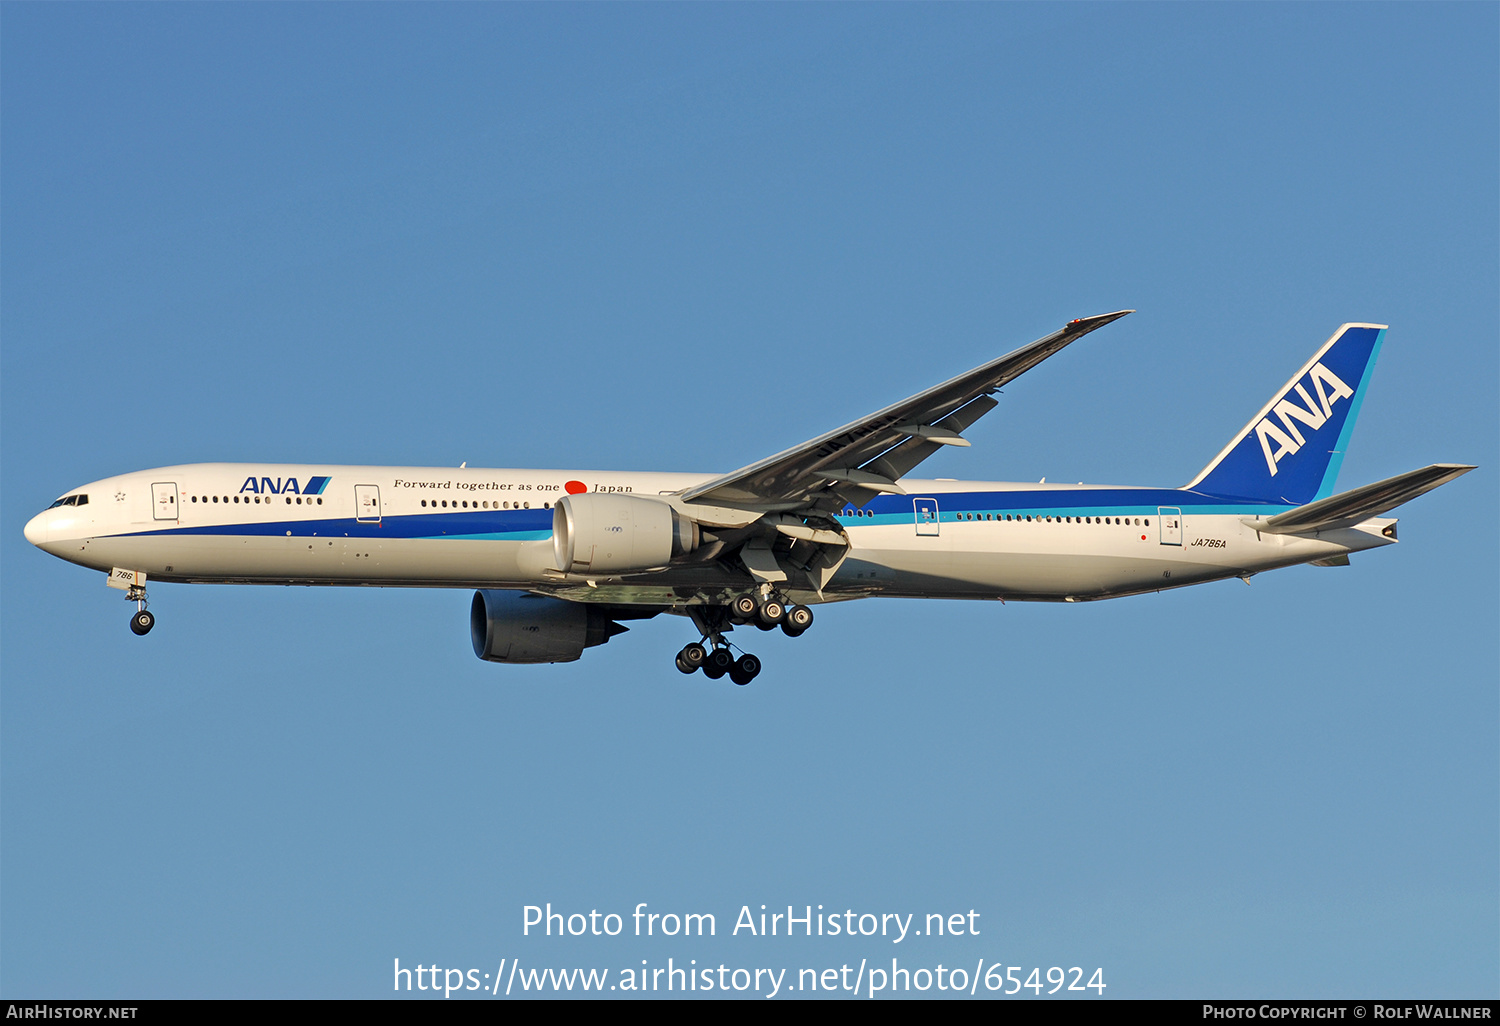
left=552, top=493, right=700, bottom=574
left=470, top=590, right=627, bottom=664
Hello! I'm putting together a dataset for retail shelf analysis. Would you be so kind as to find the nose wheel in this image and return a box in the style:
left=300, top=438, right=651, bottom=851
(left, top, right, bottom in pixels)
left=126, top=585, right=155, bottom=636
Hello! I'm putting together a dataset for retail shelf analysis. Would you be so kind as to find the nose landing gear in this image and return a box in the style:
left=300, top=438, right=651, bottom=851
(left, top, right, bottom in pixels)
left=126, top=585, right=154, bottom=636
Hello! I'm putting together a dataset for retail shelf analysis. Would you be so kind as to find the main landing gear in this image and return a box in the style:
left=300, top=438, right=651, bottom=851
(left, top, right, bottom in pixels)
left=676, top=640, right=760, bottom=685
left=127, top=585, right=155, bottom=636
left=674, top=595, right=814, bottom=685
left=730, top=593, right=813, bottom=635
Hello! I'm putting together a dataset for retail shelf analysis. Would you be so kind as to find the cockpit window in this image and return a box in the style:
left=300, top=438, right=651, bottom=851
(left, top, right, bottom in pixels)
left=46, top=494, right=87, bottom=509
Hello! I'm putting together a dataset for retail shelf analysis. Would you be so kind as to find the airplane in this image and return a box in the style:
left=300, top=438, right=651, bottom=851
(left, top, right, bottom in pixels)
left=24, top=312, right=1473, bottom=685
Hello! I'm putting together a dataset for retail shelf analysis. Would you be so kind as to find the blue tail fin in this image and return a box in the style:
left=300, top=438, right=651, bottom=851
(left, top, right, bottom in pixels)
left=1185, top=323, right=1386, bottom=504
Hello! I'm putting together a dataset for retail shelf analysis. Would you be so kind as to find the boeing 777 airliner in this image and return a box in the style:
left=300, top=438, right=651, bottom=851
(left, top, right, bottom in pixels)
left=24, top=313, right=1472, bottom=684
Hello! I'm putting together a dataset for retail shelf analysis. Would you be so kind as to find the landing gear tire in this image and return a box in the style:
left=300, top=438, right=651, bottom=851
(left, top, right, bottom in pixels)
left=757, top=599, right=786, bottom=628
left=729, top=653, right=761, bottom=685
left=785, top=605, right=814, bottom=631
left=130, top=610, right=155, bottom=636
left=703, top=648, right=734, bottom=680
left=732, top=595, right=759, bottom=620
left=676, top=642, right=707, bottom=674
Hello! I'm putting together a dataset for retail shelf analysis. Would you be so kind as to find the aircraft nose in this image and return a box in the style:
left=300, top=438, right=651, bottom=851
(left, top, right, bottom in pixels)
left=24, top=511, right=48, bottom=546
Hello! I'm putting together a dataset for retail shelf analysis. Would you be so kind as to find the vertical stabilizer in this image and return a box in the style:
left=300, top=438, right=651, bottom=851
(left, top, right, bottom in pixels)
left=1185, top=323, right=1385, bottom=504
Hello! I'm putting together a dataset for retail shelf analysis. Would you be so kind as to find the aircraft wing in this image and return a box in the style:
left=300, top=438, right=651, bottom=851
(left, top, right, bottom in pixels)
left=1254, top=463, right=1475, bottom=535
left=681, top=310, right=1133, bottom=513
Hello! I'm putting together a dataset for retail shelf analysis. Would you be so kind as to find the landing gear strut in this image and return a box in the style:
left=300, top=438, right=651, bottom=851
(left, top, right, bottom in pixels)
left=674, top=597, right=816, bottom=684
left=677, top=605, right=764, bottom=685
left=126, top=585, right=154, bottom=636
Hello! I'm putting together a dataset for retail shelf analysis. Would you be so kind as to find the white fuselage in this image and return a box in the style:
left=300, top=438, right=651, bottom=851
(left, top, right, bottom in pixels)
left=24, top=463, right=1396, bottom=607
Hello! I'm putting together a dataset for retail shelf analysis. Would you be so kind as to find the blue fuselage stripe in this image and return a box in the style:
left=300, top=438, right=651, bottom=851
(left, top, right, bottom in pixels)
left=121, top=509, right=554, bottom=540
left=108, top=489, right=1288, bottom=542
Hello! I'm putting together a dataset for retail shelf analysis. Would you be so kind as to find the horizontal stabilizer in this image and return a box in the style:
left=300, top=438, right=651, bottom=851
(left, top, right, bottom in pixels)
left=1250, top=463, right=1474, bottom=535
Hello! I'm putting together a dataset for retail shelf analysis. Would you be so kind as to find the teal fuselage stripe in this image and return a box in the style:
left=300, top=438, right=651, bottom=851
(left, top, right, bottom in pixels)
left=109, top=487, right=1292, bottom=543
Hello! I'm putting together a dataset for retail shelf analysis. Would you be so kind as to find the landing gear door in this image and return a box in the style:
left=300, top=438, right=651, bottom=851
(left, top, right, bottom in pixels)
left=914, top=497, right=940, bottom=536
left=151, top=482, right=178, bottom=521
left=355, top=485, right=382, bottom=524
left=1158, top=506, right=1182, bottom=545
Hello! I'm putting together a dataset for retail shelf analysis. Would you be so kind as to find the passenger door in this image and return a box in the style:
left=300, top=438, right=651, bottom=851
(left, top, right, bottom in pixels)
left=355, top=485, right=382, bottom=524
left=914, top=497, right=940, bottom=537
left=151, top=482, right=178, bottom=522
left=1158, top=506, right=1182, bottom=545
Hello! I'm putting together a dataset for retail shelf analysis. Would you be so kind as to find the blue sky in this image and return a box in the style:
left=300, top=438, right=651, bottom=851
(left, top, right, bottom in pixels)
left=2, top=4, right=1495, bottom=999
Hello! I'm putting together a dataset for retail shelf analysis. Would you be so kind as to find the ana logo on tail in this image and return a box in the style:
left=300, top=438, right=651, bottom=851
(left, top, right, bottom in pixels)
left=1254, top=362, right=1354, bottom=477
left=1184, top=322, right=1382, bottom=504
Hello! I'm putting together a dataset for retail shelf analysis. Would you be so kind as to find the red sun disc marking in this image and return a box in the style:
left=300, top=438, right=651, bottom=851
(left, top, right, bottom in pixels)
left=565, top=480, right=587, bottom=495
